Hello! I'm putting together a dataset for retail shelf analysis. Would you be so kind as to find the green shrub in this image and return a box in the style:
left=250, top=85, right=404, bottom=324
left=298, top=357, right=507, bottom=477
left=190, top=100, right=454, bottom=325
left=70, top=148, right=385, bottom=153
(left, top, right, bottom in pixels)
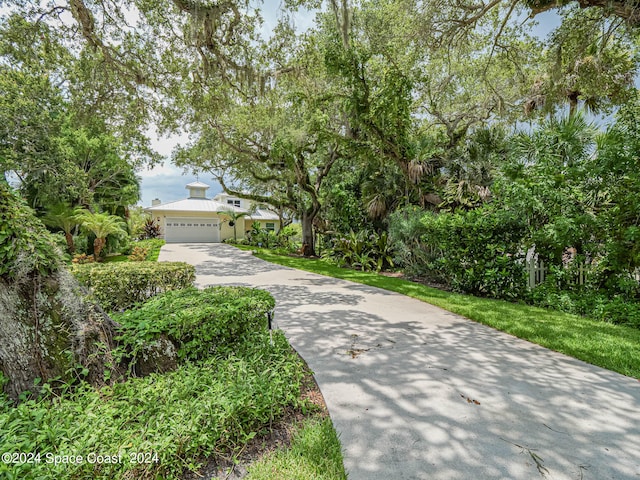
left=418, top=207, right=528, bottom=299
left=223, top=238, right=249, bottom=245
left=388, top=206, right=433, bottom=277
left=532, top=280, right=640, bottom=327
left=0, top=331, right=304, bottom=480
left=113, top=286, right=276, bottom=361
left=70, top=261, right=195, bottom=311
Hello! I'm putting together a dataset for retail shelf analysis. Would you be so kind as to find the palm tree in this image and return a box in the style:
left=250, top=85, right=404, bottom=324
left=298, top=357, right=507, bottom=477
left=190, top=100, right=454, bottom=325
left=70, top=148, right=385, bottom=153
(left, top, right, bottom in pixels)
left=76, top=210, right=128, bottom=260
left=42, top=204, right=81, bottom=253
left=217, top=208, right=249, bottom=241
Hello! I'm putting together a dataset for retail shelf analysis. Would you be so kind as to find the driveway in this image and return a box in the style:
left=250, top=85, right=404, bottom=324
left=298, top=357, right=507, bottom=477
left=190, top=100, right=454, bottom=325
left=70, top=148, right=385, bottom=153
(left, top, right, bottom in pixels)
left=160, top=243, right=640, bottom=480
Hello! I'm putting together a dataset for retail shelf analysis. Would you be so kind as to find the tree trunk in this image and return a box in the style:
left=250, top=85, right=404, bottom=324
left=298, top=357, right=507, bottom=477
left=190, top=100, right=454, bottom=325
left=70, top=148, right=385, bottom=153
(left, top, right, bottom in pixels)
left=301, top=209, right=316, bottom=257
left=0, top=183, right=130, bottom=403
left=0, top=268, right=123, bottom=402
left=65, top=231, right=75, bottom=253
left=93, top=237, right=106, bottom=261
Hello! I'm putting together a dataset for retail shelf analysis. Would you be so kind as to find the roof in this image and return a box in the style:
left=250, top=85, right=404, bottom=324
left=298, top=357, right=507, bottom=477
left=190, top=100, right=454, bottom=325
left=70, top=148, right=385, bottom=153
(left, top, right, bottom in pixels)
left=247, top=209, right=280, bottom=221
left=185, top=181, right=210, bottom=189
left=146, top=198, right=247, bottom=214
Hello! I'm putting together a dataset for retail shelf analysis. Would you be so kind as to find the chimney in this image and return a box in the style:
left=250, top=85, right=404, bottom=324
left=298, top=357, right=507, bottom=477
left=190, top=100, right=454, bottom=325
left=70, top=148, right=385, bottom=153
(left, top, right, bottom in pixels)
left=152, top=198, right=161, bottom=206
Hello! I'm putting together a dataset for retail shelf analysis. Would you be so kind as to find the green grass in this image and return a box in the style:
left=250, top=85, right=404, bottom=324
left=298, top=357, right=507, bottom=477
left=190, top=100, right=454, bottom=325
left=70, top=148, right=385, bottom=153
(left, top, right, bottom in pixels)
left=246, top=417, right=347, bottom=480
left=239, top=246, right=640, bottom=379
left=136, top=239, right=165, bottom=261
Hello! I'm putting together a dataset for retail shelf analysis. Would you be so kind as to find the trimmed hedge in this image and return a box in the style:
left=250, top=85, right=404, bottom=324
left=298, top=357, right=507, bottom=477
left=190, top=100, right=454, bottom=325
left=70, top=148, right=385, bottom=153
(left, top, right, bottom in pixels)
left=70, top=261, right=195, bottom=311
left=113, top=286, right=276, bottom=361
left=418, top=208, right=529, bottom=299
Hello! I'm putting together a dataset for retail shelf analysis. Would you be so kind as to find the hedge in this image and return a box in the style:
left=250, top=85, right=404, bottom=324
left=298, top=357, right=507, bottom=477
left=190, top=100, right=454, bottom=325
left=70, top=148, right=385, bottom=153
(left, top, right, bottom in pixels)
left=70, top=261, right=195, bottom=311
left=112, top=286, right=277, bottom=361
left=418, top=208, right=529, bottom=299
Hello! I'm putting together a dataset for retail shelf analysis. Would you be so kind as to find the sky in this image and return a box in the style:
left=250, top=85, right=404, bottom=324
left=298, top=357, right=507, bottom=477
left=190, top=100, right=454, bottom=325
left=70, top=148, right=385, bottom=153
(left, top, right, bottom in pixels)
left=138, top=8, right=562, bottom=207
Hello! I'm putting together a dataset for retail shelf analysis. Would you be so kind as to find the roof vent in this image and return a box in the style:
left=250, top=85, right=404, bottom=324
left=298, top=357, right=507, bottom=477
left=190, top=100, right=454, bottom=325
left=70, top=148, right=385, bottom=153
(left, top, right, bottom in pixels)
left=152, top=198, right=161, bottom=206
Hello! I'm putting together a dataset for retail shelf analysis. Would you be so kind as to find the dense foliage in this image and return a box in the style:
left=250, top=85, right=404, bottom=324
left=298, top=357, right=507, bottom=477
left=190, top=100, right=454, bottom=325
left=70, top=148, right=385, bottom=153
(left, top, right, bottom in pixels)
left=0, top=331, right=304, bottom=480
left=113, top=286, right=276, bottom=362
left=70, top=262, right=195, bottom=311
left=417, top=208, right=528, bottom=299
left=0, top=184, right=60, bottom=278
left=388, top=109, right=640, bottom=325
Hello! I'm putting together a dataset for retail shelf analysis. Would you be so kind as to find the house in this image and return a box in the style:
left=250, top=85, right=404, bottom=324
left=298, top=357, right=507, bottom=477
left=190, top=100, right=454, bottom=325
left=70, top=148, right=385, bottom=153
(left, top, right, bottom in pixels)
left=212, top=192, right=280, bottom=234
left=145, top=181, right=281, bottom=243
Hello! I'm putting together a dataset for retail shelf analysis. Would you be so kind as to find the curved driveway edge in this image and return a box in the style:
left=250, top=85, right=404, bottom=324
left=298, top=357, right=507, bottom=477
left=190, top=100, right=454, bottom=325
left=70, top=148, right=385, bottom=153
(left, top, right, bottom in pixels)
left=160, top=243, right=640, bottom=480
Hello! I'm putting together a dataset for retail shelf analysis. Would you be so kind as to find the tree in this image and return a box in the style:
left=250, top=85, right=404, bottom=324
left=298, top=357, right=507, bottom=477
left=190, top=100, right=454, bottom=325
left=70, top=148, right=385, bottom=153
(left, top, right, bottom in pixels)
left=42, top=204, right=81, bottom=253
left=174, top=24, right=347, bottom=257
left=525, top=0, right=640, bottom=26
left=591, top=97, right=640, bottom=282
left=0, top=15, right=145, bottom=215
left=0, top=184, right=122, bottom=402
left=524, top=7, right=638, bottom=117
left=495, top=113, right=600, bottom=264
left=76, top=210, right=128, bottom=260
left=0, top=16, right=68, bottom=185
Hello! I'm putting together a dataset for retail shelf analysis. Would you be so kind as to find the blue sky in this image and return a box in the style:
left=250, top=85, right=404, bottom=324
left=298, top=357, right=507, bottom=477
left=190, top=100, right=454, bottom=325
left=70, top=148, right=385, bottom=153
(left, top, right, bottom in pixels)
left=138, top=8, right=563, bottom=207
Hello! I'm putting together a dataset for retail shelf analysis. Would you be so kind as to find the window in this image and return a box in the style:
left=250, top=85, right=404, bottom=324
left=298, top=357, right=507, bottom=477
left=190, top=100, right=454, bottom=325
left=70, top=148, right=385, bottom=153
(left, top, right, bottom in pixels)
left=227, top=199, right=241, bottom=207
left=266, top=222, right=275, bottom=232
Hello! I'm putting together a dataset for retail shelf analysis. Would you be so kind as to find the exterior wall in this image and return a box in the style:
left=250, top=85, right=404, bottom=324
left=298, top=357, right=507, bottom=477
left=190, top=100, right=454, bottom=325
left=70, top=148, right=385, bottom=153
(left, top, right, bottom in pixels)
left=220, top=218, right=249, bottom=241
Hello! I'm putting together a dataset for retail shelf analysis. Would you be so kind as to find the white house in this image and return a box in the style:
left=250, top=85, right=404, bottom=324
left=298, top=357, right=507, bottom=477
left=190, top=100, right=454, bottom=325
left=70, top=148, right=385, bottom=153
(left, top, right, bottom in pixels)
left=145, top=182, right=281, bottom=243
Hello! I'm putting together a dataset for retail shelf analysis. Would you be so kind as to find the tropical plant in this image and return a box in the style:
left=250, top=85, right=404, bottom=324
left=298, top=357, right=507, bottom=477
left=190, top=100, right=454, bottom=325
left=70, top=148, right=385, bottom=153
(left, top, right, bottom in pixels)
left=141, top=217, right=161, bottom=240
left=75, top=210, right=128, bottom=261
left=247, top=223, right=277, bottom=248
left=324, top=230, right=395, bottom=272
left=41, top=203, right=81, bottom=253
left=217, top=208, right=249, bottom=241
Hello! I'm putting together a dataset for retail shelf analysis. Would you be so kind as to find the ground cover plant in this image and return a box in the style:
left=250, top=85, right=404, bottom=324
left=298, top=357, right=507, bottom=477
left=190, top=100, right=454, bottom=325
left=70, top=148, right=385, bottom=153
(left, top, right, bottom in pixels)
left=0, top=332, right=305, bottom=480
left=238, top=246, right=640, bottom=379
left=0, top=280, right=323, bottom=480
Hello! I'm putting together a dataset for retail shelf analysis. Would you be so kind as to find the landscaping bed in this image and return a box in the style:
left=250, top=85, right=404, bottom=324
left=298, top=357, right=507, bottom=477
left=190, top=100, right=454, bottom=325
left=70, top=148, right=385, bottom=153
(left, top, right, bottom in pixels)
left=0, top=260, right=346, bottom=480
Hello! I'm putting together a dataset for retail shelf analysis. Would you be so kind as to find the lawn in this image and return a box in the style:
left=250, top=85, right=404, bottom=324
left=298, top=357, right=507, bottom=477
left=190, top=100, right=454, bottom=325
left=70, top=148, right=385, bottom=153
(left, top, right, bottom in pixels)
left=238, top=246, right=640, bottom=379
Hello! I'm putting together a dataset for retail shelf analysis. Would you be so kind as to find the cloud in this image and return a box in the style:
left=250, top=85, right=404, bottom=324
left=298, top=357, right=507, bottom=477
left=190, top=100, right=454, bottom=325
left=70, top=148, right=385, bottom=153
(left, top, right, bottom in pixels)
left=139, top=172, right=223, bottom=207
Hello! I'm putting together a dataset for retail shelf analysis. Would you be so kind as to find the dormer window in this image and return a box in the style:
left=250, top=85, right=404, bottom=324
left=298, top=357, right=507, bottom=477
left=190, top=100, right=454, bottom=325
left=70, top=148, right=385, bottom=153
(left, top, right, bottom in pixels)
left=227, top=199, right=241, bottom=207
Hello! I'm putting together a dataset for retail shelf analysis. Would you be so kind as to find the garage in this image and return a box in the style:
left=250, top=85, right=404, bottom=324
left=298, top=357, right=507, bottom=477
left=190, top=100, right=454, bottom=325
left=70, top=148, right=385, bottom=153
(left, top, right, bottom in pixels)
left=164, top=217, right=220, bottom=243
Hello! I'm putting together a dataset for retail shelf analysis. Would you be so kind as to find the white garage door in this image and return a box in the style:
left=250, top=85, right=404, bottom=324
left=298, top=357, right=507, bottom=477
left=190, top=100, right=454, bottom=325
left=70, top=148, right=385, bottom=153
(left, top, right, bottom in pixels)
left=164, top=217, right=220, bottom=243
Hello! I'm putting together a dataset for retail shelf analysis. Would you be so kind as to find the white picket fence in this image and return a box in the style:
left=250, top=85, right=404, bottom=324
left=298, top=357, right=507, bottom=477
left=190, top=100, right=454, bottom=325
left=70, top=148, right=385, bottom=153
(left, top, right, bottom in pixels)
left=526, top=258, right=640, bottom=289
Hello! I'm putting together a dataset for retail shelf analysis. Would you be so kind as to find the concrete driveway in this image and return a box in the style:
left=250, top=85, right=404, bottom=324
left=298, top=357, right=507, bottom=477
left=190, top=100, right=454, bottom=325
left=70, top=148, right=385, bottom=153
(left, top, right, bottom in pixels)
left=159, top=243, right=640, bottom=480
